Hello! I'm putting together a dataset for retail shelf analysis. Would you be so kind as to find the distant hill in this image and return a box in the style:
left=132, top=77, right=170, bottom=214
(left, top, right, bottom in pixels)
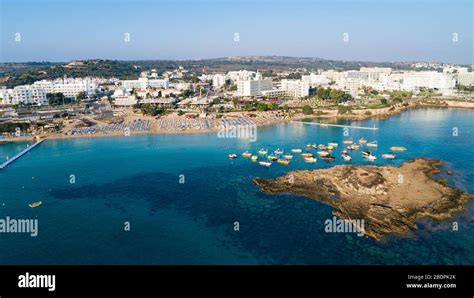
left=0, top=56, right=415, bottom=88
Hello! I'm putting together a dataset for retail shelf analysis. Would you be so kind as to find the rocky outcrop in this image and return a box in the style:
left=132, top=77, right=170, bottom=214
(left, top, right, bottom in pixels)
left=253, top=158, right=472, bottom=240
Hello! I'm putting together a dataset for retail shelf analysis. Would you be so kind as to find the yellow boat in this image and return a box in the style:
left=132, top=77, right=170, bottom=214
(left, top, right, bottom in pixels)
left=306, top=144, right=312, bottom=148
left=327, top=145, right=334, bottom=150
left=277, top=159, right=290, bottom=165
left=251, top=155, right=258, bottom=161
left=242, top=151, right=252, bottom=158
left=28, top=201, right=43, bottom=208
left=390, top=146, right=407, bottom=152
left=301, top=153, right=313, bottom=158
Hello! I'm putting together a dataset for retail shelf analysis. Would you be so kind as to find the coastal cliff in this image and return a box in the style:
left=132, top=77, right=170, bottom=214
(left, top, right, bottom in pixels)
left=253, top=158, right=472, bottom=240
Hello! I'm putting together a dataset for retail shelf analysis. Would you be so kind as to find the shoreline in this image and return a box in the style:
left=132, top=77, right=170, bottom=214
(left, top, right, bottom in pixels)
left=1, top=100, right=473, bottom=144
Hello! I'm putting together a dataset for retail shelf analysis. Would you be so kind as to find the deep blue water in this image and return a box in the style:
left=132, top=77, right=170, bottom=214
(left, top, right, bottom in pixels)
left=0, top=108, right=473, bottom=265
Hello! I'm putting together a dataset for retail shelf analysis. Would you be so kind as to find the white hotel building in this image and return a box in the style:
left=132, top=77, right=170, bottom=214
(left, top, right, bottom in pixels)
left=122, top=77, right=169, bottom=90
left=0, top=78, right=98, bottom=105
left=236, top=72, right=272, bottom=97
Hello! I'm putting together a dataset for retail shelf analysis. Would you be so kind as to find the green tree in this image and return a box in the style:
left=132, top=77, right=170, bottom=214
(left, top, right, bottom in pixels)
left=47, top=93, right=71, bottom=106
left=302, top=105, right=313, bottom=115
left=76, top=91, right=88, bottom=100
left=255, top=102, right=270, bottom=111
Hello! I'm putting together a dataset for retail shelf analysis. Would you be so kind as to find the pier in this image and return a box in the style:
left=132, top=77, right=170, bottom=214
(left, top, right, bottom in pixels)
left=292, top=121, right=379, bottom=130
left=0, top=138, right=45, bottom=170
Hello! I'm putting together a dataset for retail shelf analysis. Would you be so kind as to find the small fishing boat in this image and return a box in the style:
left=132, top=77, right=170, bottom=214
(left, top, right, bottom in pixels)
left=382, top=153, right=396, bottom=159
left=291, top=149, right=302, bottom=153
left=361, top=150, right=371, bottom=156
left=258, top=149, right=268, bottom=155
left=283, top=154, right=293, bottom=160
left=342, top=154, right=352, bottom=161
left=228, top=153, right=237, bottom=159
left=346, top=145, right=358, bottom=150
left=364, top=155, right=377, bottom=161
left=277, top=159, right=290, bottom=165
left=304, top=157, right=317, bottom=163
left=358, top=138, right=367, bottom=144
left=267, top=155, right=278, bottom=161
left=317, top=151, right=330, bottom=157
left=251, top=155, right=258, bottom=161
left=321, top=156, right=336, bottom=161
left=328, top=142, right=339, bottom=147
left=301, top=153, right=313, bottom=158
left=274, top=148, right=284, bottom=155
left=366, top=141, right=378, bottom=148
left=259, top=161, right=272, bottom=167
left=343, top=140, right=353, bottom=144
left=28, top=201, right=43, bottom=208
left=306, top=144, right=312, bottom=148
left=390, top=146, right=407, bottom=152
left=351, top=144, right=361, bottom=149
left=326, top=145, right=334, bottom=151
left=242, top=151, right=252, bottom=158
left=318, top=144, right=326, bottom=150
left=341, top=150, right=348, bottom=155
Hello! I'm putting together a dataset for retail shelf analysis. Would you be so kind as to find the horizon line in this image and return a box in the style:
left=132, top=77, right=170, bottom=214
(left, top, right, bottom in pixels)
left=1, top=56, right=472, bottom=66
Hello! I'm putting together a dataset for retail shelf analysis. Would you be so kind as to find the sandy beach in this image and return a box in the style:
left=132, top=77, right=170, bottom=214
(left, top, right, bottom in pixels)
left=1, top=100, right=473, bottom=143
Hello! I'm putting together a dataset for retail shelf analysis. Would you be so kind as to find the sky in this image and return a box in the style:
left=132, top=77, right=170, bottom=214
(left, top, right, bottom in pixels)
left=0, top=0, right=472, bottom=64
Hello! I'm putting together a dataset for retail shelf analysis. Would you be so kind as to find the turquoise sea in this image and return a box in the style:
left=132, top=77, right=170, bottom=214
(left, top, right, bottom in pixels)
left=0, top=108, right=473, bottom=265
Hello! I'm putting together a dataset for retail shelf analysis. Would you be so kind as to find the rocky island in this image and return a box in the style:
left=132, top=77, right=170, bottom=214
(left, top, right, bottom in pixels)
left=253, top=158, right=472, bottom=240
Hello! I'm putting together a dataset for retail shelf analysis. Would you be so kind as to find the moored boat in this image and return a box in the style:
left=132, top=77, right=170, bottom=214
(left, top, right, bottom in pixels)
left=318, top=144, right=326, bottom=150
left=366, top=141, right=378, bottom=147
left=28, top=201, right=43, bottom=208
left=361, top=150, right=371, bottom=156
left=321, top=156, right=336, bottom=161
left=358, top=138, right=367, bottom=144
left=258, top=161, right=272, bottom=167
left=228, top=153, right=237, bottom=159
left=304, top=157, right=317, bottom=163
left=274, top=148, right=284, bottom=155
left=341, top=154, right=352, bottom=161
left=317, top=150, right=330, bottom=156
left=242, top=151, right=252, bottom=158
left=258, top=148, right=268, bottom=155
left=343, top=140, right=353, bottom=144
left=301, top=153, right=313, bottom=158
left=364, top=155, right=377, bottom=161
left=291, top=148, right=302, bottom=153
left=381, top=153, right=396, bottom=159
left=277, top=159, right=290, bottom=165
left=267, top=155, right=278, bottom=161
left=390, top=146, right=407, bottom=151
left=328, top=142, right=339, bottom=147
left=251, top=155, right=258, bottom=161
left=283, top=154, right=293, bottom=160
